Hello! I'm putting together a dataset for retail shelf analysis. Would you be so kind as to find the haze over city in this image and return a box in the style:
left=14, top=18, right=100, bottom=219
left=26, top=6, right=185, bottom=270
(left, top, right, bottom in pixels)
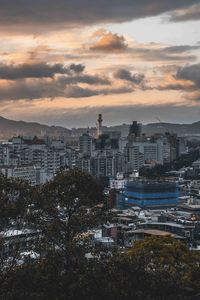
left=0, top=1, right=200, bottom=127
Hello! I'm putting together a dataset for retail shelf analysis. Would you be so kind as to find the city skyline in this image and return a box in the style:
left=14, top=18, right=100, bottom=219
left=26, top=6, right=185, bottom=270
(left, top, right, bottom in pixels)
left=0, top=1, right=200, bottom=127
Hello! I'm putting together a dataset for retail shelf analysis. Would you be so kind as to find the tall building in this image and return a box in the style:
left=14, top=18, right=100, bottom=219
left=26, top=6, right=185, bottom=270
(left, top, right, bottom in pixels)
left=79, top=132, right=93, bottom=156
left=94, top=134, right=119, bottom=152
left=124, top=145, right=144, bottom=172
left=124, top=141, right=163, bottom=172
left=128, top=121, right=142, bottom=142
left=177, top=137, right=187, bottom=156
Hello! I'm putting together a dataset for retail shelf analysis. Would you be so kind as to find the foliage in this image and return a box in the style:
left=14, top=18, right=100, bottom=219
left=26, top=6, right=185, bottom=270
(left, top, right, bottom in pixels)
left=0, top=174, right=33, bottom=227
left=140, top=149, right=200, bottom=178
left=0, top=237, right=200, bottom=300
left=1, top=171, right=200, bottom=299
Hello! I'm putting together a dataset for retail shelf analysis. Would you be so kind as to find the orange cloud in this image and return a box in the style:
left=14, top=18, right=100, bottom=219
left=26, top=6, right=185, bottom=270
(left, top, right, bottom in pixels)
left=90, top=30, right=127, bottom=52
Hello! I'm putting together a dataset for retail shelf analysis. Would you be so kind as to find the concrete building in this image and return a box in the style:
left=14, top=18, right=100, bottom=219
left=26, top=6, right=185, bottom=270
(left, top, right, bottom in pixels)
left=79, top=132, right=93, bottom=156
left=0, top=136, right=72, bottom=183
left=0, top=165, right=48, bottom=185
left=124, top=145, right=144, bottom=172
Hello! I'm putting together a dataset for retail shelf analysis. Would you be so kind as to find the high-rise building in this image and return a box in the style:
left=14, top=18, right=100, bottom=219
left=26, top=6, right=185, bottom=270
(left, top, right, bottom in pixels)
left=128, top=121, right=142, bottom=142
left=124, top=145, right=144, bottom=172
left=79, top=132, right=93, bottom=156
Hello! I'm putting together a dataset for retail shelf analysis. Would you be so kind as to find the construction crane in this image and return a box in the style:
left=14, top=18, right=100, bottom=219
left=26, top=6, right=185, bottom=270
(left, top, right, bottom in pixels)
left=156, top=117, right=169, bottom=134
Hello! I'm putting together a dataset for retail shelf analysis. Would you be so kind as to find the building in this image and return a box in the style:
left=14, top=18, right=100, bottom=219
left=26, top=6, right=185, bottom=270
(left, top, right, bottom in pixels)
left=124, top=145, right=144, bottom=172
left=124, top=141, right=163, bottom=172
left=1, top=228, right=41, bottom=258
left=0, top=136, right=72, bottom=182
left=109, top=173, right=127, bottom=190
left=128, top=121, right=142, bottom=142
left=123, top=181, right=179, bottom=208
left=0, top=165, right=48, bottom=185
left=79, top=132, right=93, bottom=156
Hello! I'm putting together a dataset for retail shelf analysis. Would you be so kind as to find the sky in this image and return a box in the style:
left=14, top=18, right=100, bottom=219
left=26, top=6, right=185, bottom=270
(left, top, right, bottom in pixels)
left=0, top=0, right=200, bottom=128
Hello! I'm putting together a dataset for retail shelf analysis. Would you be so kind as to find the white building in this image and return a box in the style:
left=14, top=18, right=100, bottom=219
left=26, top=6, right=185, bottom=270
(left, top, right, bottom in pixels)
left=0, top=165, right=46, bottom=185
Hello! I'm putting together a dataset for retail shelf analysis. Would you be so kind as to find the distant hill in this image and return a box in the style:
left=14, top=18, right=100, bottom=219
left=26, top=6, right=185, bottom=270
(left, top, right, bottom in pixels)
left=0, top=116, right=200, bottom=139
left=0, top=116, right=70, bottom=139
left=100, top=122, right=200, bottom=137
left=142, top=121, right=200, bottom=136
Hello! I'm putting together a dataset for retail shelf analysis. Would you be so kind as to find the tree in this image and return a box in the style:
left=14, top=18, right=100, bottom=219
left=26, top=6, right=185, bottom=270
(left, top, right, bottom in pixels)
left=0, top=174, right=33, bottom=227
left=28, top=169, right=107, bottom=267
left=105, top=237, right=200, bottom=300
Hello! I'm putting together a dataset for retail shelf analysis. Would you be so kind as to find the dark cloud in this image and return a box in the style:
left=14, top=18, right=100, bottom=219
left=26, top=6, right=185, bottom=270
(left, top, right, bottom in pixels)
left=0, top=62, right=110, bottom=86
left=113, top=69, right=145, bottom=85
left=128, top=45, right=199, bottom=62
left=0, top=79, right=61, bottom=100
left=0, top=77, right=132, bottom=101
left=176, top=63, right=200, bottom=87
left=63, top=86, right=133, bottom=98
left=69, top=63, right=85, bottom=73
left=163, top=45, right=200, bottom=53
left=0, top=1, right=198, bottom=32
left=58, top=74, right=110, bottom=85
left=169, top=4, right=200, bottom=22
left=90, top=32, right=127, bottom=52
left=0, top=63, right=85, bottom=80
left=156, top=63, right=200, bottom=101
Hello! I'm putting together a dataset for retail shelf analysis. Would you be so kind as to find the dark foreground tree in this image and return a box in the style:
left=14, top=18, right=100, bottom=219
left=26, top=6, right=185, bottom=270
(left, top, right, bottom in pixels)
left=1, top=170, right=200, bottom=300
left=0, top=174, right=33, bottom=228
left=1, top=237, right=200, bottom=300
left=27, top=169, right=109, bottom=268
left=105, top=237, right=200, bottom=300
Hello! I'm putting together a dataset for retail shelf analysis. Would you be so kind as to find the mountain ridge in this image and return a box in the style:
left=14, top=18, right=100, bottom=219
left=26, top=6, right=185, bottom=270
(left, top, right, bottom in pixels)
left=0, top=116, right=70, bottom=138
left=0, top=116, right=200, bottom=138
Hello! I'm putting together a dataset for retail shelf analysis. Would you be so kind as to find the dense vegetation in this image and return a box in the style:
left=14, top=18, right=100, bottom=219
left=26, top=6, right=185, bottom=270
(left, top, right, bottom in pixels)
left=0, top=170, right=200, bottom=299
left=140, top=149, right=200, bottom=178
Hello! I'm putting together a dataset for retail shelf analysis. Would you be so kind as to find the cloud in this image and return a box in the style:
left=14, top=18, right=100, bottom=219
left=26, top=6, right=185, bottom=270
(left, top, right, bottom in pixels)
left=157, top=83, right=190, bottom=91
left=90, top=31, right=127, bottom=52
left=0, top=1, right=198, bottom=33
left=88, top=30, right=199, bottom=61
left=63, top=86, right=133, bottom=98
left=0, top=62, right=85, bottom=80
left=155, top=63, right=200, bottom=101
left=69, top=63, right=85, bottom=73
left=0, top=76, right=132, bottom=101
left=163, top=45, right=200, bottom=53
left=169, top=4, right=200, bottom=22
left=128, top=45, right=199, bottom=62
left=0, top=62, right=111, bottom=86
left=176, top=63, right=200, bottom=87
left=185, top=91, right=200, bottom=101
left=58, top=74, right=110, bottom=85
left=113, top=69, right=145, bottom=85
